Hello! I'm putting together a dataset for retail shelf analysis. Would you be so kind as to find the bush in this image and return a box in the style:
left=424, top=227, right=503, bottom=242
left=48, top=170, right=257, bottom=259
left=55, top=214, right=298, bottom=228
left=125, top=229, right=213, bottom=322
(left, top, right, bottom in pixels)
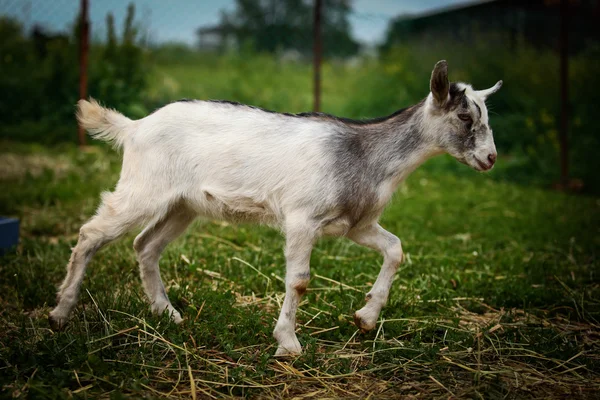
left=89, top=4, right=149, bottom=118
left=0, top=18, right=77, bottom=127
left=0, top=3, right=149, bottom=143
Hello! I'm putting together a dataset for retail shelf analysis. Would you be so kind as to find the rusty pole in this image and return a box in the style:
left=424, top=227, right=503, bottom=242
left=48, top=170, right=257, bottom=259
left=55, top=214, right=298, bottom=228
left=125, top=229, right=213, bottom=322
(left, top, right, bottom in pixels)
left=78, top=0, right=89, bottom=147
left=559, top=0, right=569, bottom=188
left=313, top=0, right=322, bottom=112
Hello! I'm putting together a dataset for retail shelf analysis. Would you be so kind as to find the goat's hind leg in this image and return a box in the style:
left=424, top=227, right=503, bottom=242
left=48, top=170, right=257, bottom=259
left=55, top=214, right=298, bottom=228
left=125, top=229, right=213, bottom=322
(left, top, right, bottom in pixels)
left=133, top=204, right=196, bottom=324
left=347, top=223, right=403, bottom=332
left=49, top=194, right=141, bottom=330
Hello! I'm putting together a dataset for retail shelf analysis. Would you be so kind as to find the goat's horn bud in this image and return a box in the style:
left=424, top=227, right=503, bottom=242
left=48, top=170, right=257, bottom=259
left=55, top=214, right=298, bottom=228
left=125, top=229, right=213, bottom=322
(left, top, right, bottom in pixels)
left=477, top=80, right=503, bottom=99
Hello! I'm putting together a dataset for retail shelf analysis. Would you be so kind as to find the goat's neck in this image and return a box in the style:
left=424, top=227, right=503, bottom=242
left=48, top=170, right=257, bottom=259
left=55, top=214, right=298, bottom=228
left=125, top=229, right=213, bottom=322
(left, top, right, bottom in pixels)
left=358, top=101, right=442, bottom=184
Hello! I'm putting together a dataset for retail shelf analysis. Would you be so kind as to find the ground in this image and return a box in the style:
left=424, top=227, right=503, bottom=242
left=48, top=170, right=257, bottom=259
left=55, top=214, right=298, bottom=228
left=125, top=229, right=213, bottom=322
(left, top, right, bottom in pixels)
left=0, top=142, right=598, bottom=398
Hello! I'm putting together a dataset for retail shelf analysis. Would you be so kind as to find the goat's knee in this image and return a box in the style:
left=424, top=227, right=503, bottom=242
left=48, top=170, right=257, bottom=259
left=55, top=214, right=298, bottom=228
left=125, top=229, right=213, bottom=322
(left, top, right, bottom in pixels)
left=133, top=234, right=145, bottom=254
left=133, top=234, right=161, bottom=266
left=289, top=271, right=310, bottom=296
left=384, top=237, right=403, bottom=266
left=77, top=214, right=124, bottom=253
left=76, top=224, right=99, bottom=250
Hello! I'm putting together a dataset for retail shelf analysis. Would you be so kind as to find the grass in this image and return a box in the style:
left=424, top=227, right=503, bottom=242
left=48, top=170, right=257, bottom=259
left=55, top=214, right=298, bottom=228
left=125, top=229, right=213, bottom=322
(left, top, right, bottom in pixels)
left=0, top=141, right=598, bottom=398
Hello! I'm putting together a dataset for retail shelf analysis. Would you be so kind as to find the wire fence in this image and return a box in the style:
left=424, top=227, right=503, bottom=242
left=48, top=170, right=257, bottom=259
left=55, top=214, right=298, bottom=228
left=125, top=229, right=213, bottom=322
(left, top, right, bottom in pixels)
left=0, top=0, right=208, bottom=48
left=0, top=0, right=394, bottom=48
left=0, top=0, right=408, bottom=52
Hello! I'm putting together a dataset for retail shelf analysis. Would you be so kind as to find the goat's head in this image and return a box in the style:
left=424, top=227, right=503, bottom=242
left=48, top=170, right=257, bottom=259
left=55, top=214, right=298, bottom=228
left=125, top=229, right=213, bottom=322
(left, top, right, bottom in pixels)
left=426, top=60, right=502, bottom=172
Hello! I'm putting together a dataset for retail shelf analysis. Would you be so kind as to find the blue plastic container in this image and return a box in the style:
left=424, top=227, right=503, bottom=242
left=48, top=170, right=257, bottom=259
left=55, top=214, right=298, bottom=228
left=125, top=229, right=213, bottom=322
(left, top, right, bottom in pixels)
left=0, top=217, right=19, bottom=254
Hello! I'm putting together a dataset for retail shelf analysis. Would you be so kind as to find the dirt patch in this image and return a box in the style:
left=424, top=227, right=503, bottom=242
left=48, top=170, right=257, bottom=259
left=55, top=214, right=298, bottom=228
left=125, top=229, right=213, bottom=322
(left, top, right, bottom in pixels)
left=0, top=153, right=73, bottom=181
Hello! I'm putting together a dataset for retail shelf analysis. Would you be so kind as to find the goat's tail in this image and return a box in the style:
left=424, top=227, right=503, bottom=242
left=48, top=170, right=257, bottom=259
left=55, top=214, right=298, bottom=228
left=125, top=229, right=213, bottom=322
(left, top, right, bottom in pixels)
left=76, top=98, right=133, bottom=149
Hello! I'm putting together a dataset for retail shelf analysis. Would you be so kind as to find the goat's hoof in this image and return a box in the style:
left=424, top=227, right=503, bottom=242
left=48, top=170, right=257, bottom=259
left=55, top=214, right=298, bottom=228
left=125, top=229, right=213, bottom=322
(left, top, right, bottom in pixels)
left=353, top=311, right=376, bottom=333
left=171, top=310, right=183, bottom=324
left=48, top=311, right=68, bottom=331
left=273, top=331, right=302, bottom=357
left=152, top=305, right=183, bottom=324
left=275, top=344, right=302, bottom=357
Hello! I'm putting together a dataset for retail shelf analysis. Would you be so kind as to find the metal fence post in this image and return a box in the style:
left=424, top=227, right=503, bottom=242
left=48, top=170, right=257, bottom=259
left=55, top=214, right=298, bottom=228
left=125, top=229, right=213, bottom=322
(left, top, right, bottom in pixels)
left=559, top=0, right=569, bottom=188
left=78, top=0, right=89, bottom=147
left=313, top=0, right=322, bottom=112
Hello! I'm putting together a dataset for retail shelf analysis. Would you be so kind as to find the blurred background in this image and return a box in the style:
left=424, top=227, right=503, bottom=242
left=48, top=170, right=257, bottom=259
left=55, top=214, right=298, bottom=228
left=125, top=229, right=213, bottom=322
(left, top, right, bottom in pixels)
left=0, top=0, right=599, bottom=194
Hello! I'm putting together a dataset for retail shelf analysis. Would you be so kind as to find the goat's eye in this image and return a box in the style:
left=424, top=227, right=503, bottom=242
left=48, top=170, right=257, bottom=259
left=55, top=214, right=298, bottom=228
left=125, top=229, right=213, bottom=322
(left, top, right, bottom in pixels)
left=458, top=114, right=472, bottom=122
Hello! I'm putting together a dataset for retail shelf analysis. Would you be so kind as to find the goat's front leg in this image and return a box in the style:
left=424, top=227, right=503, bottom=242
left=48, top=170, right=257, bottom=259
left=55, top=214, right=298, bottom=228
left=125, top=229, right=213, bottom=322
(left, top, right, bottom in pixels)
left=273, top=220, right=316, bottom=356
left=347, top=223, right=403, bottom=332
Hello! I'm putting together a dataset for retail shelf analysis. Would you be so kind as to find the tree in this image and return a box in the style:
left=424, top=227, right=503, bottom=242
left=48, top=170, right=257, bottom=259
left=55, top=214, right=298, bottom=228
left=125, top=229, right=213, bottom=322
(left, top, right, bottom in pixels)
left=92, top=3, right=147, bottom=114
left=198, top=0, right=359, bottom=58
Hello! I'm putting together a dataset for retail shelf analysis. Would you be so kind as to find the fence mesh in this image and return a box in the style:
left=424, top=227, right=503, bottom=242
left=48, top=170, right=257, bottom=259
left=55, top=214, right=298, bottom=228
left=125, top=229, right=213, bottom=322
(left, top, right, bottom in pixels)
left=0, top=0, right=222, bottom=48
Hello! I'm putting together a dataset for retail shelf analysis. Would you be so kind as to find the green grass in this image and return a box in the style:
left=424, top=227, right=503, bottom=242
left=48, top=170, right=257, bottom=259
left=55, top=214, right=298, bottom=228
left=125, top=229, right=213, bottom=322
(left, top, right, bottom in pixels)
left=0, top=142, right=599, bottom=399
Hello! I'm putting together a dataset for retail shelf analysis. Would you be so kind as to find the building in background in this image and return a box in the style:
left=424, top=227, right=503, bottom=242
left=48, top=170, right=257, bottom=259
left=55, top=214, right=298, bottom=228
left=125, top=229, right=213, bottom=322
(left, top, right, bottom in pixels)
left=382, top=0, right=599, bottom=54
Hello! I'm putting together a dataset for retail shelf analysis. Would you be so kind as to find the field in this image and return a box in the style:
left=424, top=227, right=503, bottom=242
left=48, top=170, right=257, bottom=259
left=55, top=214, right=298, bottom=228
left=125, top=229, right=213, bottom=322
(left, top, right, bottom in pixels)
left=1, top=138, right=599, bottom=398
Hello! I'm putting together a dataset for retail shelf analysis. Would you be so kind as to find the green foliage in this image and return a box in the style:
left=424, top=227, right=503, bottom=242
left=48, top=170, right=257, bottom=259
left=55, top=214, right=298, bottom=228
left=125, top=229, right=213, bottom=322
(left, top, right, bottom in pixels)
left=90, top=4, right=149, bottom=118
left=0, top=4, right=149, bottom=143
left=205, top=0, right=359, bottom=57
left=146, top=49, right=314, bottom=113
left=0, top=17, right=77, bottom=130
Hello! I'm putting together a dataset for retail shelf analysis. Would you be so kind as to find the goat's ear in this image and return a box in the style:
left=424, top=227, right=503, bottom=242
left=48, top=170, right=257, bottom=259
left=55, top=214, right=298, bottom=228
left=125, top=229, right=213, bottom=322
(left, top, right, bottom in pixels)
left=430, top=60, right=449, bottom=108
left=476, top=80, right=503, bottom=100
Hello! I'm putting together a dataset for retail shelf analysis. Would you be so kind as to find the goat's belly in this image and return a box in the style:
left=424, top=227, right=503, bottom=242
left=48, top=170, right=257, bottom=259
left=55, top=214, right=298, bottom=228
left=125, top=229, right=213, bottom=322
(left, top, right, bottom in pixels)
left=321, top=218, right=352, bottom=236
left=188, top=188, right=279, bottom=225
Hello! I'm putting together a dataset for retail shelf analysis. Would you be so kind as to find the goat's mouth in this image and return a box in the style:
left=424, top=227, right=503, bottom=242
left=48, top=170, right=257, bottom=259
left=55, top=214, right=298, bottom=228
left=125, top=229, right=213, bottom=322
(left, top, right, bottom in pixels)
left=473, top=157, right=493, bottom=172
left=455, top=156, right=493, bottom=172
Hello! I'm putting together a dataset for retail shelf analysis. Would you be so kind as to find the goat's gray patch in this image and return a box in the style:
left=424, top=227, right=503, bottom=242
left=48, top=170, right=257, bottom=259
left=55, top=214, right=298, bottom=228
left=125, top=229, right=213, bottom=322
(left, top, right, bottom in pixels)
left=327, top=102, right=426, bottom=226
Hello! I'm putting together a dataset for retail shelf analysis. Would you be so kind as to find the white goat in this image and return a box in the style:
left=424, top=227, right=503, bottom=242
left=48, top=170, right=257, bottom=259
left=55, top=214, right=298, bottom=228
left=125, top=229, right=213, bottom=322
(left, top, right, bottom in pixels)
left=49, top=60, right=502, bottom=356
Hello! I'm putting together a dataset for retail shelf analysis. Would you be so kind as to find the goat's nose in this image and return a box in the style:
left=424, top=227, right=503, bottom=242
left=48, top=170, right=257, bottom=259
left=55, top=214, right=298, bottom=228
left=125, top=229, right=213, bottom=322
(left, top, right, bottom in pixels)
left=488, top=152, right=497, bottom=164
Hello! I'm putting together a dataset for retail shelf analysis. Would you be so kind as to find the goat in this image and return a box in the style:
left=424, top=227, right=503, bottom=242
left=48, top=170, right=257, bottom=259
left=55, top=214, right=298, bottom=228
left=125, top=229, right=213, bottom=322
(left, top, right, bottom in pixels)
left=49, top=60, right=502, bottom=356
